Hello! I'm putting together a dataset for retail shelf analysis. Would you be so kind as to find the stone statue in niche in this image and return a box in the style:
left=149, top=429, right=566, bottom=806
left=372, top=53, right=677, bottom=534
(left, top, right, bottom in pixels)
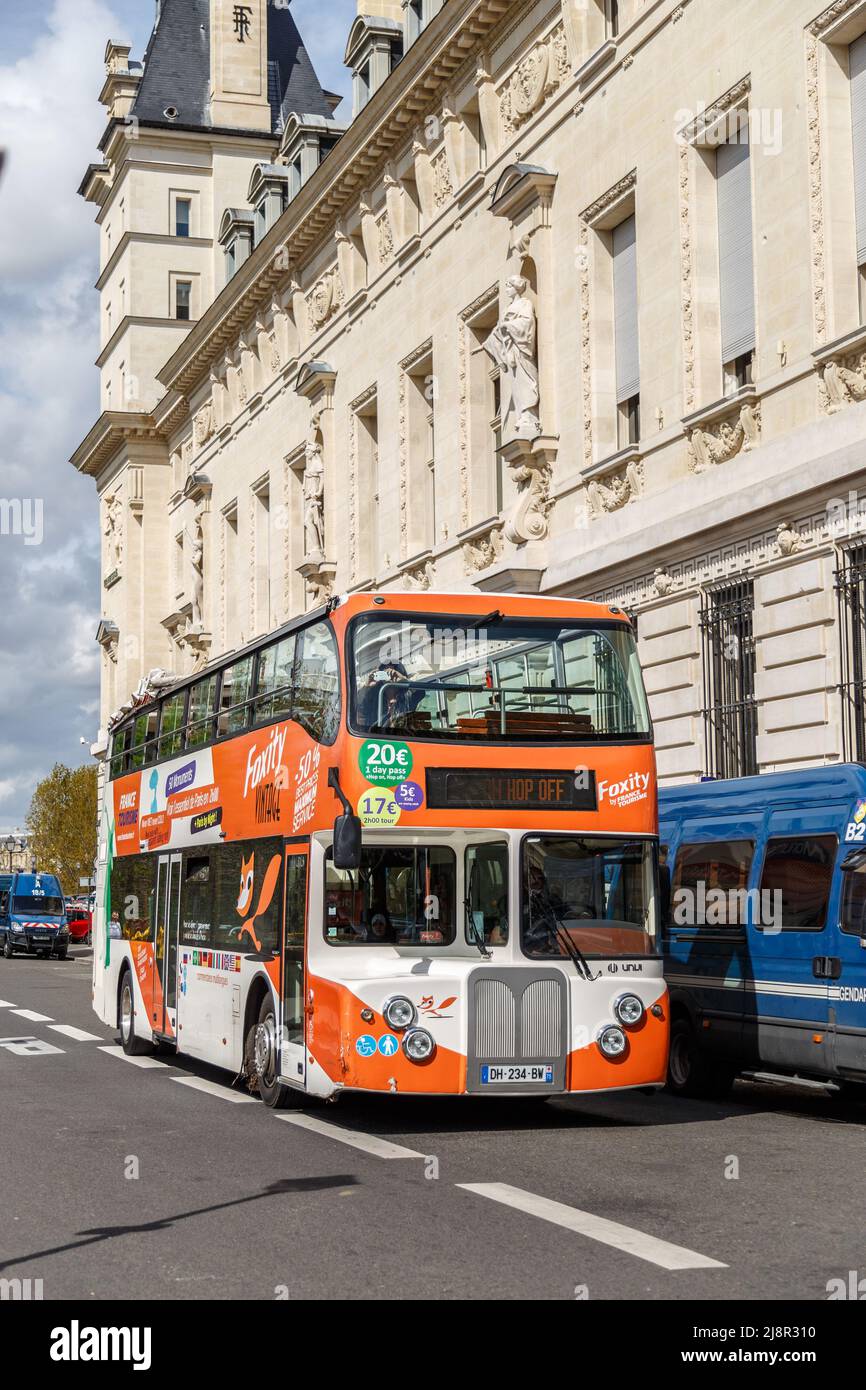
left=103, top=492, right=123, bottom=568
left=188, top=514, right=205, bottom=631
left=303, top=408, right=326, bottom=558
left=483, top=275, right=541, bottom=441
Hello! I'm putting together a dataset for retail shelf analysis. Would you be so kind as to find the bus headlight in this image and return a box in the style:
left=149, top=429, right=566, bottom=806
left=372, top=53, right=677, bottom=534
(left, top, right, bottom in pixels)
left=402, top=1028, right=435, bottom=1062
left=383, top=996, right=416, bottom=1031
left=613, top=993, right=644, bottom=1027
left=597, top=1024, right=627, bottom=1058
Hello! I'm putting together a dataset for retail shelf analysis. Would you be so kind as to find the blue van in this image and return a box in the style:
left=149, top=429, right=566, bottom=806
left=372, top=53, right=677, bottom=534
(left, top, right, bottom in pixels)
left=0, top=871, right=70, bottom=960
left=659, top=766, right=866, bottom=1098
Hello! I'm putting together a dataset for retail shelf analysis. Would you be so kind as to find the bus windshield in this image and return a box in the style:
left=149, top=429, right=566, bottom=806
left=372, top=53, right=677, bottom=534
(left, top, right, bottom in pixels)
left=350, top=615, right=650, bottom=741
left=522, top=836, right=658, bottom=959
left=325, top=845, right=457, bottom=946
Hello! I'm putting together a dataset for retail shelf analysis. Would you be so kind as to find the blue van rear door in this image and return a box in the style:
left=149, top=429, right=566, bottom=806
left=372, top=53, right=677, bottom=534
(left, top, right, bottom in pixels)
left=747, top=809, right=837, bottom=1076
left=831, top=811, right=866, bottom=1077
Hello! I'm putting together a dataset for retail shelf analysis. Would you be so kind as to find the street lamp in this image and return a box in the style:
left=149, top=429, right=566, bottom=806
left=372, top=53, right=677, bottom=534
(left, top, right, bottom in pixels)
left=2, top=833, right=26, bottom=872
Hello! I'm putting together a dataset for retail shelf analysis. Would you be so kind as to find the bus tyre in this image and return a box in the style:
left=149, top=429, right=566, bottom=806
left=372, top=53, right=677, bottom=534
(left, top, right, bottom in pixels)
left=119, top=970, right=151, bottom=1057
left=667, top=1017, right=734, bottom=1100
left=246, top=994, right=293, bottom=1110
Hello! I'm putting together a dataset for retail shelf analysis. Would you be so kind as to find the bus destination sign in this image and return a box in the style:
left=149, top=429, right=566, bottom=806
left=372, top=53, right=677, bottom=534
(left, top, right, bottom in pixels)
left=425, top=768, right=597, bottom=812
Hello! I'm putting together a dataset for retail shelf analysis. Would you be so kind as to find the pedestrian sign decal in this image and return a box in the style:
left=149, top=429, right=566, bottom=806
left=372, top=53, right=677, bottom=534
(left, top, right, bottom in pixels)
left=356, top=1034, right=377, bottom=1057
left=378, top=1033, right=399, bottom=1057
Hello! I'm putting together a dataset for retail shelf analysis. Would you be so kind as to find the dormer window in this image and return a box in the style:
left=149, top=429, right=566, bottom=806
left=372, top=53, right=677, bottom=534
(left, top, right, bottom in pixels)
left=403, top=0, right=443, bottom=48
left=219, top=208, right=255, bottom=283
left=246, top=164, right=290, bottom=243
left=279, top=114, right=347, bottom=198
left=345, top=15, right=404, bottom=119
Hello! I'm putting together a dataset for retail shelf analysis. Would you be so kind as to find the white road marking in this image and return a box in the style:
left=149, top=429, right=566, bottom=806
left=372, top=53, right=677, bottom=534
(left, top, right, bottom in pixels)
left=12, top=1009, right=54, bottom=1023
left=458, top=1183, right=727, bottom=1271
left=277, top=1112, right=423, bottom=1159
left=98, top=1044, right=170, bottom=1070
left=171, top=1076, right=257, bottom=1103
left=0, top=1036, right=65, bottom=1057
left=0, top=1000, right=15, bottom=1008
left=48, top=1024, right=103, bottom=1043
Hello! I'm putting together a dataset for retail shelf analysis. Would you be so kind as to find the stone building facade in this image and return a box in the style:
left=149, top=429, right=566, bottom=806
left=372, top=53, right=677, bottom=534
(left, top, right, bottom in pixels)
left=73, top=0, right=866, bottom=784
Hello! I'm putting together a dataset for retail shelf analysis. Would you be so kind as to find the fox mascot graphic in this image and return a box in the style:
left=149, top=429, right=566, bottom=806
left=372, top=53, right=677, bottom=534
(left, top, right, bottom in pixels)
left=236, top=851, right=282, bottom=952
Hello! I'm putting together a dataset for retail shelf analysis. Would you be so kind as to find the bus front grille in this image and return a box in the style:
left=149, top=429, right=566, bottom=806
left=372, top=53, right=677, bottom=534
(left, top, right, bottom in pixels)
left=468, top=969, right=568, bottom=1092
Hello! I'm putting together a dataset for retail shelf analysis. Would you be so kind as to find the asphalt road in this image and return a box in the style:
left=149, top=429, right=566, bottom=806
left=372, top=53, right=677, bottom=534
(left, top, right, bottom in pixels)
left=1, top=948, right=865, bottom=1302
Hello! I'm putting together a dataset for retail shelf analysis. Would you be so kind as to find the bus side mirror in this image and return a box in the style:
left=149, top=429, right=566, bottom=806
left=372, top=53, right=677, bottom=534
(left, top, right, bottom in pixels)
left=333, top=813, right=362, bottom=871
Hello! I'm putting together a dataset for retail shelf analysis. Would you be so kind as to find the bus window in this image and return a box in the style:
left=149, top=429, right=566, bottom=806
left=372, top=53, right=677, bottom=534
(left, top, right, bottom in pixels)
left=180, top=855, right=211, bottom=946
left=211, top=840, right=281, bottom=955
left=757, top=836, right=836, bottom=932
left=129, top=708, right=158, bottom=770
left=254, top=634, right=295, bottom=723
left=465, top=842, right=509, bottom=944
left=110, top=857, right=155, bottom=942
left=158, top=691, right=187, bottom=760
left=350, top=615, right=650, bottom=740
left=521, top=836, right=658, bottom=959
left=219, top=657, right=255, bottom=738
left=187, top=673, right=218, bottom=749
left=324, top=845, right=456, bottom=945
left=671, top=840, right=754, bottom=928
left=110, top=723, right=132, bottom=779
left=293, top=623, right=339, bottom=743
left=841, top=855, right=866, bottom=937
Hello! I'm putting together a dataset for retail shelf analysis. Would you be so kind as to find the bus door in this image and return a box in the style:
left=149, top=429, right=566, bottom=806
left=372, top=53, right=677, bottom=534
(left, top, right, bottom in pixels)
left=153, top=852, right=182, bottom=1038
left=279, top=844, right=308, bottom=1087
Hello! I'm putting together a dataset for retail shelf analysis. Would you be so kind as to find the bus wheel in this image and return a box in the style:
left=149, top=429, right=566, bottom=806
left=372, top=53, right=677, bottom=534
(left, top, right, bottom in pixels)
left=119, top=970, right=151, bottom=1057
left=246, top=995, right=293, bottom=1109
left=667, top=1017, right=734, bottom=1100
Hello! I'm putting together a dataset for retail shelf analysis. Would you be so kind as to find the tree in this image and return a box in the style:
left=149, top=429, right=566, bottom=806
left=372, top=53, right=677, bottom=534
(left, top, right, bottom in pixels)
left=25, top=763, right=97, bottom=894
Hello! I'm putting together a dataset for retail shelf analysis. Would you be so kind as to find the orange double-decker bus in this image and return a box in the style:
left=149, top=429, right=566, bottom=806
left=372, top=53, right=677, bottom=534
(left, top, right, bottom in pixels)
left=94, top=592, right=667, bottom=1103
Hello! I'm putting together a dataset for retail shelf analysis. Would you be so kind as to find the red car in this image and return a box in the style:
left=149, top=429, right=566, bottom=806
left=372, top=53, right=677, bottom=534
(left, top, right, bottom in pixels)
left=65, top=903, right=91, bottom=944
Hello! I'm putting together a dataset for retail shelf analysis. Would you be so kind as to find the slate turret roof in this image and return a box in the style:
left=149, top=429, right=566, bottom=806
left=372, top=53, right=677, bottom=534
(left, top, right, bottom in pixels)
left=130, top=0, right=333, bottom=135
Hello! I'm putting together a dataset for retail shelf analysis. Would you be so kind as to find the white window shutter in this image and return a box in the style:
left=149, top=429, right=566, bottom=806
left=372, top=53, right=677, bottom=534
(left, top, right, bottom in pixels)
left=613, top=215, right=640, bottom=404
left=717, top=139, right=755, bottom=362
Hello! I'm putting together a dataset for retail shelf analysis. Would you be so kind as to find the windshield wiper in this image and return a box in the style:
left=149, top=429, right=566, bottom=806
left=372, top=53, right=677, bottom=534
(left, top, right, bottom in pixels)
left=539, top=909, right=599, bottom=982
left=465, top=609, right=503, bottom=631
left=464, top=860, right=492, bottom=960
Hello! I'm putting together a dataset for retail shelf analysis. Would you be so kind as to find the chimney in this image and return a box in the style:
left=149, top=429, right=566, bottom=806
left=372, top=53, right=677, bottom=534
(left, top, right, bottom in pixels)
left=209, top=0, right=272, bottom=133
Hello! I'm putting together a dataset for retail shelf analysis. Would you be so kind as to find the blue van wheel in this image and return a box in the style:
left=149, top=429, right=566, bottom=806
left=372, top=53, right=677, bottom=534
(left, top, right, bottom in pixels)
left=667, top=1017, right=734, bottom=1100
left=3, top=935, right=13, bottom=960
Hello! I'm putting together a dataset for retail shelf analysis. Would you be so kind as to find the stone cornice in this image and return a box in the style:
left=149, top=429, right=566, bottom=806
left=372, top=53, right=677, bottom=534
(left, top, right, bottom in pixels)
left=69, top=411, right=161, bottom=479
left=155, top=0, right=512, bottom=401
left=96, top=231, right=212, bottom=291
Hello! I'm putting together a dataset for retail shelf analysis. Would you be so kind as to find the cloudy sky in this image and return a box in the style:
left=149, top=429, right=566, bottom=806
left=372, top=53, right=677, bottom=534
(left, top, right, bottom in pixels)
left=0, top=0, right=354, bottom=831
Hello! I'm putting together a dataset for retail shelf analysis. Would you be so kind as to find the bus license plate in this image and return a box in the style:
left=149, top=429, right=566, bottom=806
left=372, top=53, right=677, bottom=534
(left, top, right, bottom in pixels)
left=481, top=1064, right=554, bottom=1085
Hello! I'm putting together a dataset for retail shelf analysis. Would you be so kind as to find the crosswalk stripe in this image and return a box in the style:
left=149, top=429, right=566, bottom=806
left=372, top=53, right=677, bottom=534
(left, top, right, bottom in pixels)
left=171, top=1076, right=257, bottom=1103
left=457, top=1183, right=727, bottom=1271
left=98, top=1044, right=170, bottom=1070
left=277, top=1112, right=423, bottom=1159
left=12, top=1009, right=53, bottom=1023
left=48, top=1024, right=103, bottom=1042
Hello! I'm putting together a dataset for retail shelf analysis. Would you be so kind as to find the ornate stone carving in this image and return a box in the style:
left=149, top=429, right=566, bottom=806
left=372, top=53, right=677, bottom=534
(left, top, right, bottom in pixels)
left=500, top=24, right=569, bottom=136
left=458, top=286, right=499, bottom=531
left=194, top=402, right=214, bottom=447
left=652, top=567, right=675, bottom=597
left=402, top=558, right=435, bottom=591
left=376, top=209, right=394, bottom=265
left=679, top=144, right=696, bottom=412
left=306, top=267, right=343, bottom=330
left=483, top=275, right=541, bottom=442
left=776, top=521, right=803, bottom=557
left=819, top=351, right=866, bottom=412
left=269, top=332, right=281, bottom=373
left=188, top=513, right=205, bottom=631
left=103, top=490, right=123, bottom=568
left=805, top=32, right=826, bottom=346
left=810, top=0, right=864, bottom=41
left=431, top=148, right=453, bottom=208
left=501, top=438, right=555, bottom=544
left=462, top=524, right=504, bottom=575
left=586, top=460, right=644, bottom=520
left=687, top=401, right=761, bottom=473
left=677, top=76, right=752, bottom=146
